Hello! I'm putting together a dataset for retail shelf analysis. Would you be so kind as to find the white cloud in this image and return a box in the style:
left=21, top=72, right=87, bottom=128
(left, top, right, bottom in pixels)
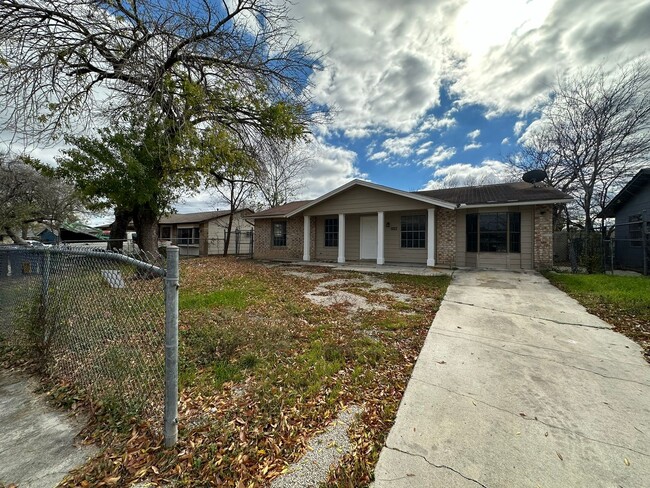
left=422, top=159, right=513, bottom=189
left=467, top=129, right=481, bottom=140
left=513, top=120, right=527, bottom=136
left=368, top=150, right=389, bottom=161
left=419, top=145, right=456, bottom=167
left=501, top=137, right=510, bottom=145
left=416, top=141, right=433, bottom=155
left=381, top=133, right=424, bottom=157
left=463, top=142, right=482, bottom=151
left=289, top=0, right=649, bottom=133
left=419, top=115, right=457, bottom=132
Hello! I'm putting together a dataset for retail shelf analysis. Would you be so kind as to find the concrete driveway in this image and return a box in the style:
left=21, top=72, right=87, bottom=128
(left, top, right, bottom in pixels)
left=374, top=270, right=650, bottom=487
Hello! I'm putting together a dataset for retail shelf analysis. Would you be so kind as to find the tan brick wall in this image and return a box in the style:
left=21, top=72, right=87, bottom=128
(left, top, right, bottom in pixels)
left=436, top=208, right=456, bottom=267
left=534, top=204, right=554, bottom=270
left=254, top=217, right=305, bottom=261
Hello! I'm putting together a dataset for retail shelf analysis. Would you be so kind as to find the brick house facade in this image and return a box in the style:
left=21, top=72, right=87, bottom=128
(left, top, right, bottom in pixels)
left=252, top=180, right=570, bottom=270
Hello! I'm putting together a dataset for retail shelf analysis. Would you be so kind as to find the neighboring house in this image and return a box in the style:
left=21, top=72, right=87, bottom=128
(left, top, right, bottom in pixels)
left=598, top=168, right=650, bottom=273
left=158, top=210, right=254, bottom=257
left=38, top=222, right=107, bottom=244
left=251, top=179, right=572, bottom=270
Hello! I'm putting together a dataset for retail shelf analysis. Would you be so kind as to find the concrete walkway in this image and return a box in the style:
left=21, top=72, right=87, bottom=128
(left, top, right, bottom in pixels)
left=0, top=369, right=96, bottom=488
left=374, top=270, right=650, bottom=487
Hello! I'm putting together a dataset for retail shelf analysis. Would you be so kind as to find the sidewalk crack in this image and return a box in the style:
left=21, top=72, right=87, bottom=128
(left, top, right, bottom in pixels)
left=445, top=299, right=609, bottom=330
left=380, top=445, right=488, bottom=487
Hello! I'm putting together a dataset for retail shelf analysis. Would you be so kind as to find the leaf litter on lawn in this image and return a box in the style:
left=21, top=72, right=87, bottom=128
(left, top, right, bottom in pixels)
left=58, top=258, right=450, bottom=487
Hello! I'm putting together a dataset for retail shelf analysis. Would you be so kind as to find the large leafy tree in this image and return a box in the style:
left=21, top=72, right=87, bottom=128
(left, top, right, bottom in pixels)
left=511, top=63, right=650, bottom=231
left=56, top=119, right=192, bottom=252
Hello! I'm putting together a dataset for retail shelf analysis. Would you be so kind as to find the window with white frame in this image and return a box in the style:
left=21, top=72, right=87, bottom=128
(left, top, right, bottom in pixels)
left=177, top=227, right=199, bottom=245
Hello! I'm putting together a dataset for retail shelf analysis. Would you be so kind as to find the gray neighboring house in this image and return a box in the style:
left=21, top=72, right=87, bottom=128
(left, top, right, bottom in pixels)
left=598, top=168, right=650, bottom=273
left=251, top=179, right=572, bottom=270
left=158, top=209, right=254, bottom=257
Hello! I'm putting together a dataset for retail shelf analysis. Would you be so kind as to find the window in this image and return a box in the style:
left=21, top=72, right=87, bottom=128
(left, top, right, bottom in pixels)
left=629, top=214, right=642, bottom=247
left=324, top=218, right=338, bottom=247
left=401, top=215, right=426, bottom=248
left=466, top=214, right=478, bottom=252
left=177, top=227, right=199, bottom=245
left=272, top=221, right=287, bottom=247
left=466, top=212, right=521, bottom=253
left=160, top=226, right=171, bottom=239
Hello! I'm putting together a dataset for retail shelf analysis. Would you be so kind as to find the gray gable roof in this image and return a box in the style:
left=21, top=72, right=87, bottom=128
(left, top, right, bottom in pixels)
left=598, top=168, right=650, bottom=218
left=415, top=182, right=571, bottom=206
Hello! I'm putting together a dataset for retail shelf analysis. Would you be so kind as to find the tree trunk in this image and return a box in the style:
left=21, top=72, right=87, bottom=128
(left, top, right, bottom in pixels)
left=133, top=204, right=159, bottom=256
left=223, top=211, right=234, bottom=257
left=108, top=207, right=132, bottom=251
left=6, top=227, right=27, bottom=244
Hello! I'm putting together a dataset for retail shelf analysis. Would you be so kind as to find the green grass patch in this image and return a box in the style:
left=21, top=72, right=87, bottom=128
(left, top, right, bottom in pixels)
left=545, top=273, right=650, bottom=314
left=180, top=277, right=268, bottom=311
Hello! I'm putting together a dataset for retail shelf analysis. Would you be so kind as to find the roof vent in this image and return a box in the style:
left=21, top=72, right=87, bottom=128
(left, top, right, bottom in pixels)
left=522, top=169, right=547, bottom=187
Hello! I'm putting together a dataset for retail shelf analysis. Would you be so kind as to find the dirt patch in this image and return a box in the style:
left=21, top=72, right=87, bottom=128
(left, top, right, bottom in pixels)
left=299, top=273, right=413, bottom=313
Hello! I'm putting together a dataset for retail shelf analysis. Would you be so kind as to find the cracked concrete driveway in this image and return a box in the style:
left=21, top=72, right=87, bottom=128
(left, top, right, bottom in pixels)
left=374, top=270, right=650, bottom=487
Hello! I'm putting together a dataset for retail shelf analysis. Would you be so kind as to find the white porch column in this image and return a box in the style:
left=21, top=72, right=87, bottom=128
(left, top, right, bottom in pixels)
left=303, top=215, right=311, bottom=261
left=427, top=208, right=436, bottom=267
left=338, top=213, right=346, bottom=263
left=377, top=211, right=385, bottom=265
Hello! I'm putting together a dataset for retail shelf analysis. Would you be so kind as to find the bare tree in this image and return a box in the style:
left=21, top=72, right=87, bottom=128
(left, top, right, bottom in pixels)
left=0, top=0, right=321, bottom=252
left=254, top=140, right=312, bottom=207
left=512, top=63, right=650, bottom=231
left=0, top=155, right=81, bottom=242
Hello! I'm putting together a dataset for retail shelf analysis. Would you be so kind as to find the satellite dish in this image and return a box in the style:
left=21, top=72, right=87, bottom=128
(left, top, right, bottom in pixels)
left=522, top=169, right=547, bottom=185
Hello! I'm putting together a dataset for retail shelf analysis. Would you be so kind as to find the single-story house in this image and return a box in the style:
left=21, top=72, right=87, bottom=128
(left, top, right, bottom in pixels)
left=158, top=209, right=254, bottom=257
left=598, top=168, right=649, bottom=273
left=251, top=179, right=572, bottom=270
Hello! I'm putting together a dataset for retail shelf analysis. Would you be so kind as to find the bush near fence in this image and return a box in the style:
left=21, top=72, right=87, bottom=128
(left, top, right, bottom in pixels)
left=0, top=246, right=167, bottom=418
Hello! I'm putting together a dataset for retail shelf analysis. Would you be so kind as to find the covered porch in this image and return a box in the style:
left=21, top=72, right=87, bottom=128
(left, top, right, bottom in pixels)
left=301, top=208, right=438, bottom=267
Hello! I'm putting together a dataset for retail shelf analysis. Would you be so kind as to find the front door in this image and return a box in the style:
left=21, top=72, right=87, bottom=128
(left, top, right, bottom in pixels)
left=360, top=215, right=378, bottom=259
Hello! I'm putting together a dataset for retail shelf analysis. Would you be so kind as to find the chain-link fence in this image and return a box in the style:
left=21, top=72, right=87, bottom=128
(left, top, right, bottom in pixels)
left=159, top=230, right=254, bottom=258
left=0, top=246, right=179, bottom=442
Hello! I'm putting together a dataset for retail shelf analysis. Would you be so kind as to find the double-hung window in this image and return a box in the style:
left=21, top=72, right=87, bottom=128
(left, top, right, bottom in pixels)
left=177, top=227, right=199, bottom=245
left=401, top=215, right=426, bottom=248
left=272, top=221, right=287, bottom=247
left=324, top=218, right=338, bottom=247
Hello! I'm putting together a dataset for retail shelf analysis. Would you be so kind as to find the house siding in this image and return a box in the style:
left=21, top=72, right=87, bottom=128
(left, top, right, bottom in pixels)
left=613, top=189, right=650, bottom=271
left=304, top=185, right=435, bottom=215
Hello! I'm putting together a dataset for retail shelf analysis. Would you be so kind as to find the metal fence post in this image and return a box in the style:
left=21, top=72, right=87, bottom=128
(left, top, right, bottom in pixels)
left=40, top=248, right=51, bottom=312
left=164, top=246, right=179, bottom=447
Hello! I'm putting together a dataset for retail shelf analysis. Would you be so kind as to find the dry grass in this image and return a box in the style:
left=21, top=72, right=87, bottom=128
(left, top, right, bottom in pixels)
left=60, top=258, right=450, bottom=487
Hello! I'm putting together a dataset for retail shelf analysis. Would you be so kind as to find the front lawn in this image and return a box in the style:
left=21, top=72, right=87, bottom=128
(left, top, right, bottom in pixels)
left=63, top=259, right=450, bottom=487
left=545, top=272, right=650, bottom=360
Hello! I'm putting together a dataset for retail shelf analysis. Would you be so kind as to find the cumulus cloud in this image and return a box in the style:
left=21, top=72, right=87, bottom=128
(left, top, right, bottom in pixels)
left=289, top=0, right=649, bottom=135
left=467, top=129, right=481, bottom=140
left=416, top=141, right=433, bottom=155
left=380, top=133, right=424, bottom=157
left=513, top=120, right=527, bottom=136
left=463, top=142, right=482, bottom=151
left=501, top=137, right=510, bottom=145
left=422, top=159, right=514, bottom=189
left=419, top=145, right=457, bottom=167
